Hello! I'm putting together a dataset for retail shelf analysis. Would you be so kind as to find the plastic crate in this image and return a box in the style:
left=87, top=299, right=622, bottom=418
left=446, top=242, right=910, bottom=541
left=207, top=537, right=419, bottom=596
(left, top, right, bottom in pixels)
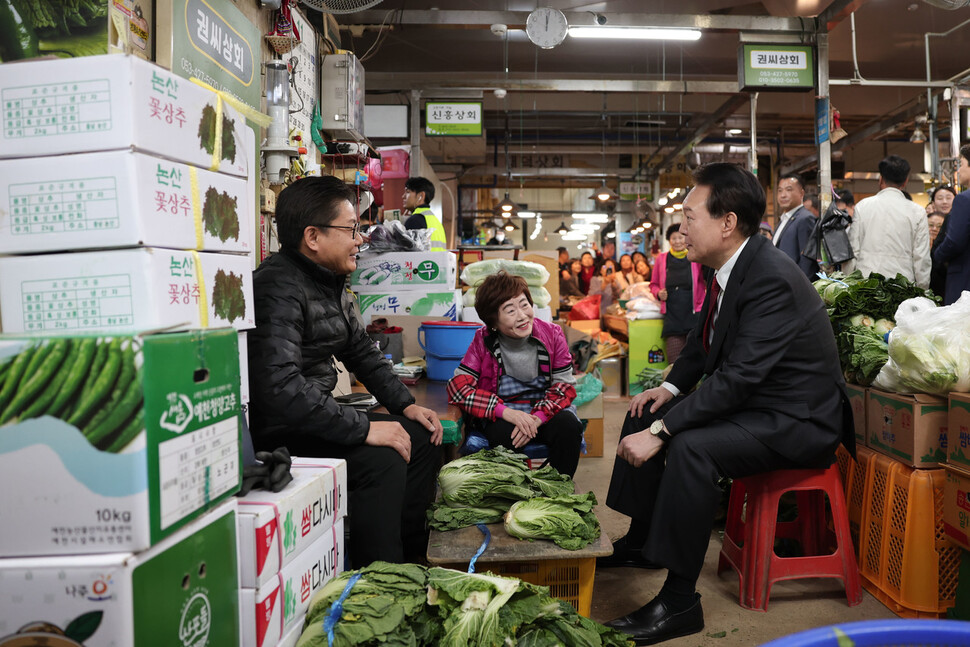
left=760, top=619, right=970, bottom=646
left=857, top=452, right=961, bottom=617
left=478, top=557, right=596, bottom=617
left=836, top=445, right=876, bottom=555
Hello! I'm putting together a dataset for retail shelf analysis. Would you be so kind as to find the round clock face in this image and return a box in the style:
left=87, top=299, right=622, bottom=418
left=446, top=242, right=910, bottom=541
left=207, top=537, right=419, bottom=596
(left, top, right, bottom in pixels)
left=526, top=7, right=568, bottom=49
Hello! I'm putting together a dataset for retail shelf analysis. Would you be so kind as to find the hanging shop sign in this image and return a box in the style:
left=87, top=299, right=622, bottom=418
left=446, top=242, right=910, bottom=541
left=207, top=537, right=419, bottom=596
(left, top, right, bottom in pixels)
left=619, top=182, right=653, bottom=202
left=738, top=43, right=815, bottom=92
left=425, top=102, right=483, bottom=136
left=156, top=0, right=260, bottom=111
left=815, top=97, right=830, bottom=145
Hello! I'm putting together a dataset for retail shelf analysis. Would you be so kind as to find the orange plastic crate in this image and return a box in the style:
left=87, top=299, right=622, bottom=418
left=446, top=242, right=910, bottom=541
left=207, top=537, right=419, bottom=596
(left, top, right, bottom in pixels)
left=857, top=452, right=961, bottom=617
left=837, top=445, right=874, bottom=553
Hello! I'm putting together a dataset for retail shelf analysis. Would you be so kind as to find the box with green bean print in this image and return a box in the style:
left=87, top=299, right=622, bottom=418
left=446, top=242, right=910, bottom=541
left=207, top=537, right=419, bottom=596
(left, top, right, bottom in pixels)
left=0, top=328, right=241, bottom=557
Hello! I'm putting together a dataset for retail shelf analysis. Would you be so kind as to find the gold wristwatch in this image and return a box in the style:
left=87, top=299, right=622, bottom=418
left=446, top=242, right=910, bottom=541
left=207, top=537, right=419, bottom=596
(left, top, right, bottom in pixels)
left=649, top=419, right=672, bottom=442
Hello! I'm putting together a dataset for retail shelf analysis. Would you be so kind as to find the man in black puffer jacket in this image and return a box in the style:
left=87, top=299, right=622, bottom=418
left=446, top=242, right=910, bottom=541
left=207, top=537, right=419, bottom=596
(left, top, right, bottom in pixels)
left=248, top=176, right=443, bottom=567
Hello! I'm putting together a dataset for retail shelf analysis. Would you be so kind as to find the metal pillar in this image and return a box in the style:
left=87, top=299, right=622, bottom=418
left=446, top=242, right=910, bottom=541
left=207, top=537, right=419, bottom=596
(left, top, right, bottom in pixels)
left=817, top=33, right=832, bottom=211
left=749, top=92, right=759, bottom=176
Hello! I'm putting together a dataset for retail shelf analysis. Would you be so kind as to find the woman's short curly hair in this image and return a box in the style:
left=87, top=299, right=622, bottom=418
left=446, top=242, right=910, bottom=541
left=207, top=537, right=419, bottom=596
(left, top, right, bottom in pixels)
left=474, top=271, right=533, bottom=328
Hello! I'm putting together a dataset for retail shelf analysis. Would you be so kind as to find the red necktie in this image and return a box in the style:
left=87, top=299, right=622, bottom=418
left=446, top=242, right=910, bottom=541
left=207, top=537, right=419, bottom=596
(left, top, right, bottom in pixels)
left=702, top=278, right=721, bottom=352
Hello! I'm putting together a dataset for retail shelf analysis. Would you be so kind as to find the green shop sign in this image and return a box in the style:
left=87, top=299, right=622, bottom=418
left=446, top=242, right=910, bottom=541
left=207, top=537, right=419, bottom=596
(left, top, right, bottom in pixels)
left=738, top=43, right=815, bottom=92
left=158, top=0, right=260, bottom=110
left=426, top=102, right=483, bottom=136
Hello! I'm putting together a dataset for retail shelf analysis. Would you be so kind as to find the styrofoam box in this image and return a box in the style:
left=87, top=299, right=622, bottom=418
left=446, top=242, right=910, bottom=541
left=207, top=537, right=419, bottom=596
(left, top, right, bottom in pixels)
left=239, top=331, right=250, bottom=405
left=240, top=520, right=344, bottom=647
left=0, top=54, right=253, bottom=177
left=0, top=501, right=239, bottom=646
left=462, top=305, right=552, bottom=323
left=0, top=330, right=241, bottom=557
left=0, top=150, right=253, bottom=254
left=237, top=458, right=348, bottom=588
left=356, top=289, right=461, bottom=321
left=350, top=251, right=457, bottom=292
left=278, top=621, right=304, bottom=647
left=0, top=247, right=254, bottom=333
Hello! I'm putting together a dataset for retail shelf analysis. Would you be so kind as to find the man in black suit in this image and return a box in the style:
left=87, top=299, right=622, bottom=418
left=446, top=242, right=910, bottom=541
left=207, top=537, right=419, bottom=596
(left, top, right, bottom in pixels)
left=601, top=163, right=853, bottom=645
left=772, top=172, right=819, bottom=279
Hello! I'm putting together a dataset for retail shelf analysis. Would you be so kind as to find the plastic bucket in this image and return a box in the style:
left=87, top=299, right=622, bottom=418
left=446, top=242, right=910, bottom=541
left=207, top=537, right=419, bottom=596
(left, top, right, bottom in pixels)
left=418, top=321, right=483, bottom=381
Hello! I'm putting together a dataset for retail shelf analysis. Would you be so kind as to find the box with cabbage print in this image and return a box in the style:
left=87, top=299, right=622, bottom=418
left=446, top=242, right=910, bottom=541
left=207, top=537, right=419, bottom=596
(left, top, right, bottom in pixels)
left=0, top=150, right=253, bottom=255
left=0, top=501, right=239, bottom=647
left=0, top=247, right=254, bottom=333
left=0, top=329, right=241, bottom=557
left=0, top=54, right=253, bottom=178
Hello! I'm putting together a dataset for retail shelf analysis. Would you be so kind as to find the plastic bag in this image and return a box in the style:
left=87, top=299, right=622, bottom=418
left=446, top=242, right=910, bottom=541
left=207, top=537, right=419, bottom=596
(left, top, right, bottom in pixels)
left=462, top=285, right=552, bottom=308
left=802, top=203, right=854, bottom=265
left=872, top=293, right=970, bottom=395
left=573, top=373, right=604, bottom=406
left=365, top=220, right=431, bottom=253
left=620, top=281, right=657, bottom=301
left=569, top=294, right=601, bottom=321
left=460, top=259, right=550, bottom=287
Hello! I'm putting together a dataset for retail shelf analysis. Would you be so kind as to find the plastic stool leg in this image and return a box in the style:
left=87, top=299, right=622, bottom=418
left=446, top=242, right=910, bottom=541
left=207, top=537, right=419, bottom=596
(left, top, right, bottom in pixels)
left=825, top=472, right=863, bottom=606
left=744, top=481, right=782, bottom=611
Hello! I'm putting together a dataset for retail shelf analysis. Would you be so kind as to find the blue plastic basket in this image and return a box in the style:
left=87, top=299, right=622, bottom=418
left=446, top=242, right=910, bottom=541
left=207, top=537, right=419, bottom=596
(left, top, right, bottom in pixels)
left=760, top=620, right=970, bottom=647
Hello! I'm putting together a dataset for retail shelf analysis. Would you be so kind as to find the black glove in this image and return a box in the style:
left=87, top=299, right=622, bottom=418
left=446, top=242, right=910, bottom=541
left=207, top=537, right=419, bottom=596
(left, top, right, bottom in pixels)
left=237, top=447, right=294, bottom=496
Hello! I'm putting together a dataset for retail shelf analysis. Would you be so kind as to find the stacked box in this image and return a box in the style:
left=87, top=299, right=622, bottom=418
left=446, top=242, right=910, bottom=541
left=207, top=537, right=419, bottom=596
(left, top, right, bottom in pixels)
left=0, top=330, right=242, bottom=557
left=237, top=458, right=348, bottom=647
left=867, top=388, right=947, bottom=468
left=0, top=501, right=240, bottom=646
left=356, top=289, right=461, bottom=322
left=351, top=251, right=457, bottom=292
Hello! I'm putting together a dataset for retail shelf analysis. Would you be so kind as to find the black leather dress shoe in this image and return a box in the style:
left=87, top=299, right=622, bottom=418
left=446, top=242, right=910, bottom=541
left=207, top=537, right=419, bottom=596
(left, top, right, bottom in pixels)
left=596, top=536, right=662, bottom=569
left=605, top=594, right=704, bottom=645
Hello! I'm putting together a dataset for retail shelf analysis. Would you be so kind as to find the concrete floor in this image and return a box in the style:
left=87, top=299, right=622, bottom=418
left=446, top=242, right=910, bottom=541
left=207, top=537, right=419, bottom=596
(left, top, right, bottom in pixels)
left=574, top=396, right=897, bottom=646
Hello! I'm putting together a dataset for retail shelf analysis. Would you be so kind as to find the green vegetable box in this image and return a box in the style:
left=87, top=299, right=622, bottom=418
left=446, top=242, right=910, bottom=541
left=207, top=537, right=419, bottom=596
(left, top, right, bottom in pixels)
left=350, top=251, right=457, bottom=292
left=0, top=247, right=254, bottom=333
left=867, top=387, right=947, bottom=468
left=240, top=519, right=345, bottom=647
left=0, top=501, right=239, bottom=646
left=0, top=150, right=254, bottom=255
left=237, top=458, right=348, bottom=588
left=355, top=290, right=461, bottom=321
left=0, top=329, right=241, bottom=556
left=0, top=54, right=254, bottom=177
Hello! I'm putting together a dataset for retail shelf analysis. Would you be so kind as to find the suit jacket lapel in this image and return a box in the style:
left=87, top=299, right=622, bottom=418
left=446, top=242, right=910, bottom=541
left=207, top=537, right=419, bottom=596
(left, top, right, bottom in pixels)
left=704, top=235, right=764, bottom=371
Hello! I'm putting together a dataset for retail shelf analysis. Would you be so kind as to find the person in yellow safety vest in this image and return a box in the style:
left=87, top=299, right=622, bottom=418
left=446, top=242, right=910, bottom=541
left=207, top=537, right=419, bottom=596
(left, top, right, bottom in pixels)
left=402, top=177, right=447, bottom=250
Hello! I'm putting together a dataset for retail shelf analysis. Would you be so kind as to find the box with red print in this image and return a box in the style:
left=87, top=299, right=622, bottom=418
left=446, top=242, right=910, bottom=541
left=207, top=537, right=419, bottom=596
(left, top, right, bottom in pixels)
left=236, top=458, right=347, bottom=588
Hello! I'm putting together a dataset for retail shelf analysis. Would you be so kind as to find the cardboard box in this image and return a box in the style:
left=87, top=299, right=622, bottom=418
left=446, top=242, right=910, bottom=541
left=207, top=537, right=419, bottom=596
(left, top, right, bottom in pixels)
left=0, top=330, right=241, bottom=556
left=355, top=290, right=461, bottom=321
left=949, top=393, right=970, bottom=470
left=0, top=54, right=253, bottom=177
left=351, top=252, right=457, bottom=292
left=0, top=247, right=254, bottom=333
left=239, top=331, right=250, bottom=405
left=240, top=520, right=344, bottom=647
left=846, top=383, right=868, bottom=447
left=0, top=150, right=253, bottom=254
left=867, top=388, right=948, bottom=468
left=0, top=501, right=238, bottom=646
left=237, top=458, right=348, bottom=588
left=944, top=465, right=970, bottom=551
left=582, top=418, right=604, bottom=458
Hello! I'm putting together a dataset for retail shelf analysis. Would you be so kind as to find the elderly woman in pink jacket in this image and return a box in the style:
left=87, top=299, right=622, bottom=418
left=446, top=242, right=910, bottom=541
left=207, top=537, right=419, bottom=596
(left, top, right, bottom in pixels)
left=649, top=223, right=707, bottom=364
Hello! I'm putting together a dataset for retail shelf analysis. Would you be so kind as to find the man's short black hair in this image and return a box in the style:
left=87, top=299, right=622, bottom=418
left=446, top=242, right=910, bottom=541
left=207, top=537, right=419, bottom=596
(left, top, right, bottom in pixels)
left=961, top=143, right=970, bottom=163
left=836, top=189, right=855, bottom=206
left=879, top=155, right=910, bottom=186
left=804, top=193, right=820, bottom=210
left=692, top=162, right=765, bottom=238
left=665, top=222, right=681, bottom=240
left=778, top=172, right=805, bottom=191
left=557, top=246, right=568, bottom=254
left=405, top=177, right=435, bottom=204
left=275, top=176, right=356, bottom=250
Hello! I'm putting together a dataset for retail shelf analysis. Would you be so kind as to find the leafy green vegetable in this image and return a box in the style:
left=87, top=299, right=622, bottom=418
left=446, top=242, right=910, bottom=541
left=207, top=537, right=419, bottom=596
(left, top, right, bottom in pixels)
left=836, top=325, right=888, bottom=386
left=212, top=269, right=246, bottom=323
left=10, top=0, right=107, bottom=38
left=428, top=448, right=574, bottom=532
left=505, top=492, right=601, bottom=550
left=637, top=365, right=665, bottom=391
left=202, top=187, right=240, bottom=242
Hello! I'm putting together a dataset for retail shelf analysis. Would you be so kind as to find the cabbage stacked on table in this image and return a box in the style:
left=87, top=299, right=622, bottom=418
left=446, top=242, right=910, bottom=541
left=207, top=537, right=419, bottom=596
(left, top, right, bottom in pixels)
left=295, top=562, right=633, bottom=647
left=812, top=271, right=936, bottom=386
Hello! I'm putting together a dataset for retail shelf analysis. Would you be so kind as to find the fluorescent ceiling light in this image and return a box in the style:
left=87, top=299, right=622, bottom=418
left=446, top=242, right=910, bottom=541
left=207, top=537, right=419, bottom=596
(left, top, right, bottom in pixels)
left=571, top=223, right=601, bottom=231
left=572, top=213, right=609, bottom=222
left=606, top=231, right=617, bottom=239
left=728, top=128, right=743, bottom=135
left=664, top=206, right=675, bottom=213
left=561, top=231, right=589, bottom=240
left=658, top=197, right=668, bottom=206
left=517, top=211, right=537, bottom=219
left=569, top=26, right=702, bottom=41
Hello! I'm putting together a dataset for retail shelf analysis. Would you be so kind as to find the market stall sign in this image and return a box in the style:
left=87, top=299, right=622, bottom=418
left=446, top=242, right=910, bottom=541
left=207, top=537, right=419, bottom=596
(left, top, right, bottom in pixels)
left=619, top=182, right=653, bottom=202
left=738, top=43, right=815, bottom=92
left=157, top=0, right=260, bottom=111
left=425, top=102, right=483, bottom=136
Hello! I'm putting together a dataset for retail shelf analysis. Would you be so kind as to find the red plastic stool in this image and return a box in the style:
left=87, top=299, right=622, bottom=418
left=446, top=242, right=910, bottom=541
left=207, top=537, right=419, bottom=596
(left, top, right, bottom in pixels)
left=717, top=463, right=863, bottom=611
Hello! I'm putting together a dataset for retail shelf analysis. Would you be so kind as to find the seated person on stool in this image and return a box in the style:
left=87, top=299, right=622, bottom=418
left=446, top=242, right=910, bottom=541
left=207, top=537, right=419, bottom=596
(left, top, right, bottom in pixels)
left=247, top=176, right=444, bottom=569
left=447, top=272, right=583, bottom=478
left=600, top=163, right=854, bottom=644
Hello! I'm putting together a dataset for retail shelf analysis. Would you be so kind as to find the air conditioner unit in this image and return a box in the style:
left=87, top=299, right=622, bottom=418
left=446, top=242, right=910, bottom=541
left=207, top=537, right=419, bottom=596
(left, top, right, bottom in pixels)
left=320, top=52, right=365, bottom=141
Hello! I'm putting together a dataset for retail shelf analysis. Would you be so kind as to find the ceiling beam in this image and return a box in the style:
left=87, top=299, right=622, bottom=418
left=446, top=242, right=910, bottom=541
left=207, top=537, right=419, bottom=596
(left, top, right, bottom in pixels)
left=654, top=94, right=751, bottom=170
left=779, top=101, right=926, bottom=174
left=462, top=166, right=633, bottom=179
left=367, top=73, right=739, bottom=94
left=347, top=11, right=804, bottom=32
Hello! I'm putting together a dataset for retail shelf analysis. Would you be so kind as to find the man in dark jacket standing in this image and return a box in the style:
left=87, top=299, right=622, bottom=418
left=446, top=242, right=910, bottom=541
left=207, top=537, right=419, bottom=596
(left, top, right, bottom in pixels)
left=772, top=172, right=819, bottom=279
left=248, top=176, right=443, bottom=568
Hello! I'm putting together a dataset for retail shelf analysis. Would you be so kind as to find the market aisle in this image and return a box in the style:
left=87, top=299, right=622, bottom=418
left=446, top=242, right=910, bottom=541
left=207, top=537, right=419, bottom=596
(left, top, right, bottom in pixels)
left=574, top=396, right=897, bottom=646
